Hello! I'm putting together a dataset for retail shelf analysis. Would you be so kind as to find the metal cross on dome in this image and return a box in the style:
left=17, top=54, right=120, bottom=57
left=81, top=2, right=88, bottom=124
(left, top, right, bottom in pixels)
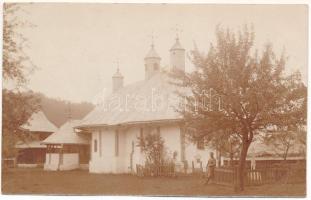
left=171, top=25, right=183, bottom=40
left=114, top=58, right=120, bottom=72
left=148, top=31, right=158, bottom=47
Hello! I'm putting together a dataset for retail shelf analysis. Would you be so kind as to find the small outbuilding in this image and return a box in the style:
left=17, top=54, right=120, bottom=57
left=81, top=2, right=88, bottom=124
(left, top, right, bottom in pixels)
left=223, top=138, right=306, bottom=169
left=15, top=111, right=58, bottom=167
left=42, top=120, right=90, bottom=171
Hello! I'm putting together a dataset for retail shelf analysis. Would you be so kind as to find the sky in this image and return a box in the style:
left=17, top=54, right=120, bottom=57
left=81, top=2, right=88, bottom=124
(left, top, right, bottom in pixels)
left=7, top=4, right=308, bottom=103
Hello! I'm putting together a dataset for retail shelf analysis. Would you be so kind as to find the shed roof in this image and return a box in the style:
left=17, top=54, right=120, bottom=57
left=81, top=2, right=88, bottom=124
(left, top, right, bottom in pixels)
left=15, top=140, right=46, bottom=149
left=21, top=111, right=58, bottom=133
left=42, top=120, right=89, bottom=145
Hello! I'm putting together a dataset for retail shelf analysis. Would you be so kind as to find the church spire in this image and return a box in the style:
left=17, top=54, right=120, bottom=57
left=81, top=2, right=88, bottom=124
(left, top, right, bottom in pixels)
left=145, top=44, right=160, bottom=59
left=170, top=34, right=185, bottom=72
left=112, top=59, right=124, bottom=92
left=113, top=59, right=123, bottom=78
left=144, top=33, right=161, bottom=80
left=170, top=35, right=184, bottom=51
left=145, top=32, right=160, bottom=59
left=170, top=25, right=184, bottom=51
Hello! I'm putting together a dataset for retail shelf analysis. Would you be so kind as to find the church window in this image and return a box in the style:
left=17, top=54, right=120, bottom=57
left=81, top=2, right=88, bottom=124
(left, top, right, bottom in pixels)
left=115, top=130, right=119, bottom=156
left=94, top=139, right=98, bottom=153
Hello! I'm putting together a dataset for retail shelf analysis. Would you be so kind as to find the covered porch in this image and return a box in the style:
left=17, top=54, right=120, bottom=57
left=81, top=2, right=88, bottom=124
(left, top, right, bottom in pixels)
left=44, top=144, right=90, bottom=171
left=42, top=120, right=90, bottom=171
left=15, top=140, right=47, bottom=167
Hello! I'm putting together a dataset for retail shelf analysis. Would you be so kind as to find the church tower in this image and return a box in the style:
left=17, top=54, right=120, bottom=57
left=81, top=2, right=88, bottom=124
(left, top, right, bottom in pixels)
left=112, top=67, right=124, bottom=92
left=170, top=36, right=185, bottom=72
left=144, top=43, right=161, bottom=80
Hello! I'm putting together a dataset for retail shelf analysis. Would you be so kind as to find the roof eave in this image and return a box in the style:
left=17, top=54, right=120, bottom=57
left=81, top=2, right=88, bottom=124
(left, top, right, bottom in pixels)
left=170, top=47, right=185, bottom=51
left=42, top=142, right=89, bottom=145
left=144, top=56, right=161, bottom=60
left=76, top=118, right=184, bottom=132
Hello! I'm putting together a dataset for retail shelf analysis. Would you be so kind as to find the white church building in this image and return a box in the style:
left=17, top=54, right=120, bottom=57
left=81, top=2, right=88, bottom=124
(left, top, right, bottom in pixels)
left=76, top=37, right=215, bottom=174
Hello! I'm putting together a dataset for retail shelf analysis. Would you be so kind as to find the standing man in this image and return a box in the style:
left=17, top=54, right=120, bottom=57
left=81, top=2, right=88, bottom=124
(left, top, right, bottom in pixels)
left=204, top=152, right=216, bottom=185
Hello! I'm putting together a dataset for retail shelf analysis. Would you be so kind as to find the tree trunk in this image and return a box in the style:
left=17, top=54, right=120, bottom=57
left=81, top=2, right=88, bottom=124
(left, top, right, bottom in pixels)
left=216, top=146, right=221, bottom=167
left=283, top=145, right=290, bottom=161
left=219, top=150, right=222, bottom=167
left=230, top=143, right=233, bottom=167
left=237, top=139, right=251, bottom=191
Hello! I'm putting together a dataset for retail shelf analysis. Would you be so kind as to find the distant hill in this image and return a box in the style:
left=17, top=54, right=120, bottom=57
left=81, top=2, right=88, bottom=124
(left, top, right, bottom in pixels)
left=36, top=93, right=94, bottom=127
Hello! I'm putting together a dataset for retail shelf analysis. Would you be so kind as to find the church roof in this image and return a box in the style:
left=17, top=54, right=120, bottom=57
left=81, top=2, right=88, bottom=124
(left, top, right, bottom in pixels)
left=170, top=38, right=185, bottom=51
left=42, top=120, right=89, bottom=145
left=21, top=111, right=58, bottom=133
left=77, top=72, right=187, bottom=129
left=145, top=44, right=161, bottom=59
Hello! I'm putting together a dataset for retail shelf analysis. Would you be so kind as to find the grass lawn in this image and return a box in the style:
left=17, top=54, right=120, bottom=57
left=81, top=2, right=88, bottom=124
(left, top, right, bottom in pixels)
left=1, top=168, right=306, bottom=197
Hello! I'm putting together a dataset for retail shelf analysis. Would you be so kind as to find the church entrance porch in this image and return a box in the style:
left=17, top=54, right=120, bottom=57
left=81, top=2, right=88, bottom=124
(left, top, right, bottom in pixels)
left=44, top=144, right=90, bottom=171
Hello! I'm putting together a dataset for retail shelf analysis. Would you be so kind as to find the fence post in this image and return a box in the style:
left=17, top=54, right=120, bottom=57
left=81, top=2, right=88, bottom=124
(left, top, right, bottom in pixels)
left=192, top=161, right=194, bottom=174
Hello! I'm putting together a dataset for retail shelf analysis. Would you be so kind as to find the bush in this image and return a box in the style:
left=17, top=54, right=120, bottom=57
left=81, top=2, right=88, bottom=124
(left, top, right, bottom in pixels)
left=137, top=132, right=171, bottom=176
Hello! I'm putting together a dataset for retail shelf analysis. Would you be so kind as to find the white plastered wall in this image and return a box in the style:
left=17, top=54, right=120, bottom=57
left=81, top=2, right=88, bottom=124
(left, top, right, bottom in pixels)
left=89, top=128, right=140, bottom=173
left=44, top=153, right=79, bottom=171
left=88, top=123, right=217, bottom=174
left=159, top=124, right=182, bottom=161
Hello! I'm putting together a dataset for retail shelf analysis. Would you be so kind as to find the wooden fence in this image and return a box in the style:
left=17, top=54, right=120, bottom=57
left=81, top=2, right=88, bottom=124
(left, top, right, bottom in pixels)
left=214, top=165, right=305, bottom=188
left=136, top=164, right=175, bottom=177
left=2, top=158, right=16, bottom=169
left=213, top=167, right=237, bottom=186
left=136, top=162, right=306, bottom=188
left=244, top=167, right=289, bottom=185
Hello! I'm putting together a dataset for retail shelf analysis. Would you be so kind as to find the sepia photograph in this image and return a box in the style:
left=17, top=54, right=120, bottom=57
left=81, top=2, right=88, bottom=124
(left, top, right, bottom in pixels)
left=1, top=2, right=308, bottom=197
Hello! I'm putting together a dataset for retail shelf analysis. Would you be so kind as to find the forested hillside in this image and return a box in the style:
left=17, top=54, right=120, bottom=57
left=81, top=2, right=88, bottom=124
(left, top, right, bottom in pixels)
left=36, top=93, right=94, bottom=127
